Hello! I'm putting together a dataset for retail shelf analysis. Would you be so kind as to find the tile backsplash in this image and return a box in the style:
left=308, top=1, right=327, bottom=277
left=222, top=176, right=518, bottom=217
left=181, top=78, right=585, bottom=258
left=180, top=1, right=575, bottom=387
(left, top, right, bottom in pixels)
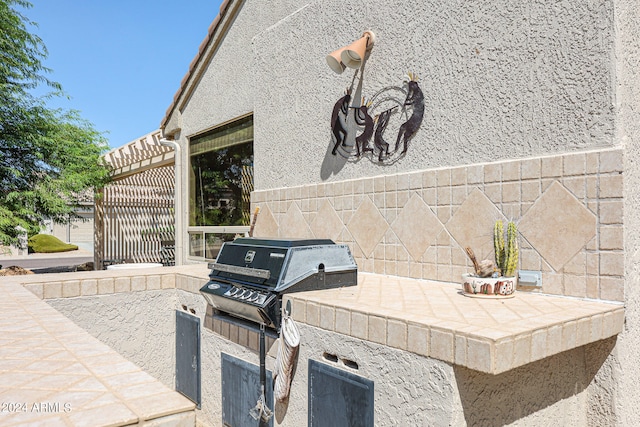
left=252, top=148, right=624, bottom=302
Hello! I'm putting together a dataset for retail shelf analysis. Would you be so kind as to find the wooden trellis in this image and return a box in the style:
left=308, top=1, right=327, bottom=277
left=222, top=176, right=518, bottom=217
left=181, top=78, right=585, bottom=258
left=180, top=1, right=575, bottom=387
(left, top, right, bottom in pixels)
left=95, top=131, right=175, bottom=268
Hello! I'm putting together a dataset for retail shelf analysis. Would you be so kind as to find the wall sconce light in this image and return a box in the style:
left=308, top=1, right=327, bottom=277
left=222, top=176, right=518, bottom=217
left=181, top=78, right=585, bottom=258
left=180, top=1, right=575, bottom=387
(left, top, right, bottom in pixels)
left=326, top=31, right=376, bottom=74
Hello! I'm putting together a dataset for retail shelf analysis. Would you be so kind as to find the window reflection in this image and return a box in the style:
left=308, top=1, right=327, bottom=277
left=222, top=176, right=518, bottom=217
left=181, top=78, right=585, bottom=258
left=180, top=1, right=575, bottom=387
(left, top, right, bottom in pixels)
left=189, top=116, right=253, bottom=227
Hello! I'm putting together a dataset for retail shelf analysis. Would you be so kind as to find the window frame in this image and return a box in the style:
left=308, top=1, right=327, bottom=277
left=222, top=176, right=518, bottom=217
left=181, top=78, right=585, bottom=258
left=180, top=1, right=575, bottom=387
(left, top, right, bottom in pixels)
left=186, top=114, right=253, bottom=262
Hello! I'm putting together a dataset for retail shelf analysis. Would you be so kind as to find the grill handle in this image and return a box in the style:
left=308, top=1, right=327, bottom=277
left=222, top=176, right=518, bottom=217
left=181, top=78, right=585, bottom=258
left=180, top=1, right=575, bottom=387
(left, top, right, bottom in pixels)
left=211, top=263, right=271, bottom=280
left=259, top=323, right=266, bottom=388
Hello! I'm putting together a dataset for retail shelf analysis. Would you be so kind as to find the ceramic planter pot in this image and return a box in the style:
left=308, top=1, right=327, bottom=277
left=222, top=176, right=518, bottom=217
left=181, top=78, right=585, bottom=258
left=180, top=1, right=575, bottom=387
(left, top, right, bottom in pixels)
left=461, top=273, right=517, bottom=298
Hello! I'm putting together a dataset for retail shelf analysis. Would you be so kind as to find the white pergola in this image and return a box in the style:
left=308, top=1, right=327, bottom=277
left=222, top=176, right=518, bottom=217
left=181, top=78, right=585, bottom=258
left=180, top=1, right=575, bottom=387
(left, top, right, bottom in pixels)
left=94, top=130, right=176, bottom=268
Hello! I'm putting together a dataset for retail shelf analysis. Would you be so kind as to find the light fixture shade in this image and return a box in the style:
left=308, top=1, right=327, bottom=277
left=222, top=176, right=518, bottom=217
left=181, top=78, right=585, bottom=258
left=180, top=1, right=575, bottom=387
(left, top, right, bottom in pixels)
left=326, top=48, right=346, bottom=74
left=340, top=35, right=369, bottom=69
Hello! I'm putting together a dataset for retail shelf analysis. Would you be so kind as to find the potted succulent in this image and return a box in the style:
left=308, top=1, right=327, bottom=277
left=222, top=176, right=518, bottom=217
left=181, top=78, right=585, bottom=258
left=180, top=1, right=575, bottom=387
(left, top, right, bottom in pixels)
left=462, top=220, right=519, bottom=298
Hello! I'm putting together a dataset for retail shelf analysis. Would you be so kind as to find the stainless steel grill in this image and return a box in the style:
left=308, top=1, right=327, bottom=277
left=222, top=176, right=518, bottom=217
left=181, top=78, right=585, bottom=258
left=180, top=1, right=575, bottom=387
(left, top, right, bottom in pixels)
left=199, top=237, right=357, bottom=330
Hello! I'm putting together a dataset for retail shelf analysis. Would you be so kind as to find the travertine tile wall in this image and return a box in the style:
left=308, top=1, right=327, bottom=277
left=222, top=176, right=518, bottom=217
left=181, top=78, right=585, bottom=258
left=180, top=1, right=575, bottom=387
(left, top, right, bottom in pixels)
left=252, top=148, right=624, bottom=301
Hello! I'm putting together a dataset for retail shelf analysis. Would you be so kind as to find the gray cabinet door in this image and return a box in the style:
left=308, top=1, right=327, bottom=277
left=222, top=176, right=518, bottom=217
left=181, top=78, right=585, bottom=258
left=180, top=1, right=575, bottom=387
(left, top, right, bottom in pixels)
left=221, top=352, right=273, bottom=427
left=175, top=310, right=201, bottom=407
left=308, top=360, right=374, bottom=427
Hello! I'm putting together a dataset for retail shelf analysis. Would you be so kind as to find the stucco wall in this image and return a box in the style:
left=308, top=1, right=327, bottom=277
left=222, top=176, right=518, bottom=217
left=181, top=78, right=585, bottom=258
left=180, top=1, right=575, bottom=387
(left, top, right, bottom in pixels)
left=47, top=290, right=177, bottom=388
left=170, top=0, right=615, bottom=191
left=250, top=0, right=615, bottom=190
left=171, top=289, right=616, bottom=427
left=166, top=0, right=311, bottom=265
left=177, top=290, right=261, bottom=427
left=290, top=325, right=613, bottom=427
left=178, top=0, right=306, bottom=138
left=616, top=0, right=640, bottom=424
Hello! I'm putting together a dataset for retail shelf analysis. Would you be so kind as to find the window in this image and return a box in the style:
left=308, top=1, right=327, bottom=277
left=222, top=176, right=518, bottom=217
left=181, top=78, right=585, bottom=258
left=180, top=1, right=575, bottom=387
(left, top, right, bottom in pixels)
left=188, top=115, right=253, bottom=260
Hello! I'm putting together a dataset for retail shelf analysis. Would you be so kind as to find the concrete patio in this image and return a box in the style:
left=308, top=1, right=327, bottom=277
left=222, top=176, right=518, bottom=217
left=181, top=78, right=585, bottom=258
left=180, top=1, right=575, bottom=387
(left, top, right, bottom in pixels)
left=0, top=266, right=204, bottom=427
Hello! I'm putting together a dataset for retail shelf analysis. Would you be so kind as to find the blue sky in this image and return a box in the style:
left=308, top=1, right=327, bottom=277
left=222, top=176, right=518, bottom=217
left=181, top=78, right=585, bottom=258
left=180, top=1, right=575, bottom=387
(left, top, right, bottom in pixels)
left=22, top=0, right=223, bottom=149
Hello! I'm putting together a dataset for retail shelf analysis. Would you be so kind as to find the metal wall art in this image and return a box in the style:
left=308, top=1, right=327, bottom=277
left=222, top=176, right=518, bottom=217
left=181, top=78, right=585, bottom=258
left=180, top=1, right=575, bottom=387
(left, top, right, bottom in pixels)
left=330, top=73, right=424, bottom=164
left=353, top=100, right=374, bottom=157
left=331, top=88, right=351, bottom=155
left=395, top=72, right=424, bottom=155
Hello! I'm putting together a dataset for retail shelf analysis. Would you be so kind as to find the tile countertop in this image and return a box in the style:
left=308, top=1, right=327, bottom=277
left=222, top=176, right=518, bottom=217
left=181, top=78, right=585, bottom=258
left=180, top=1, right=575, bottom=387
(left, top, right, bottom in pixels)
left=284, top=273, right=625, bottom=375
left=0, top=278, right=195, bottom=427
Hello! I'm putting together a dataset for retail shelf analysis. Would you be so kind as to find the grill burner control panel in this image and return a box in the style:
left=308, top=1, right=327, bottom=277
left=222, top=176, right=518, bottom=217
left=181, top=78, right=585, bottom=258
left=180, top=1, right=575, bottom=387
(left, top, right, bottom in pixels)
left=205, top=283, right=269, bottom=306
left=224, top=287, right=267, bottom=305
left=205, top=282, right=275, bottom=308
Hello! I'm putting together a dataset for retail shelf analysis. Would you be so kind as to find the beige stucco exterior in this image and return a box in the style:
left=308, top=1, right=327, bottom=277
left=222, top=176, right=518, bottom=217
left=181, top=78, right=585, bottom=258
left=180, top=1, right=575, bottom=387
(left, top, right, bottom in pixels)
left=159, top=0, right=639, bottom=425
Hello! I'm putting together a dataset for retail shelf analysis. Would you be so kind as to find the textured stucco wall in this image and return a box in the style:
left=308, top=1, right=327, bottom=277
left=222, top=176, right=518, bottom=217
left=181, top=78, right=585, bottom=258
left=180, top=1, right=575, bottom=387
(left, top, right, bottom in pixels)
left=285, top=325, right=608, bottom=427
left=177, top=290, right=260, bottom=427
left=176, top=288, right=618, bottom=427
left=616, top=0, right=640, bottom=423
left=47, top=290, right=177, bottom=388
left=177, top=1, right=307, bottom=138
left=170, top=0, right=615, bottom=190
left=250, top=0, right=615, bottom=190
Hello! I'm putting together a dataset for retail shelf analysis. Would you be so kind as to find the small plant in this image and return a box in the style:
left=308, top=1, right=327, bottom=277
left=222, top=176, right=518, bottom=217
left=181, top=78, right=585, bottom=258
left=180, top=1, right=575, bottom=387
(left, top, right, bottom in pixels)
left=494, top=220, right=518, bottom=277
left=465, top=220, right=519, bottom=278
left=462, top=220, right=519, bottom=297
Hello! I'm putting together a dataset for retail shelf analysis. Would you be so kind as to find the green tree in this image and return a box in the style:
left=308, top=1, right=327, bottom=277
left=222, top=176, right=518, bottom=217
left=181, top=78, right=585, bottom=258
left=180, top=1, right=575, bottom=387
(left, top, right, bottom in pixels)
left=0, top=0, right=111, bottom=245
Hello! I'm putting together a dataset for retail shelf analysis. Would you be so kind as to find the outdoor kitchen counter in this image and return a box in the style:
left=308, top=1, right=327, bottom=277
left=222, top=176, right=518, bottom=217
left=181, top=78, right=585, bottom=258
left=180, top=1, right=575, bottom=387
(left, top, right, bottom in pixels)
left=0, top=277, right=195, bottom=427
left=283, top=272, right=625, bottom=375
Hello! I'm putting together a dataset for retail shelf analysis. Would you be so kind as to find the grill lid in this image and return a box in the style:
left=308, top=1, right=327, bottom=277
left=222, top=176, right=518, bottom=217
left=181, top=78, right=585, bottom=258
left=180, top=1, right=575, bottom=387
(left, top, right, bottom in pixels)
left=209, top=237, right=354, bottom=291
